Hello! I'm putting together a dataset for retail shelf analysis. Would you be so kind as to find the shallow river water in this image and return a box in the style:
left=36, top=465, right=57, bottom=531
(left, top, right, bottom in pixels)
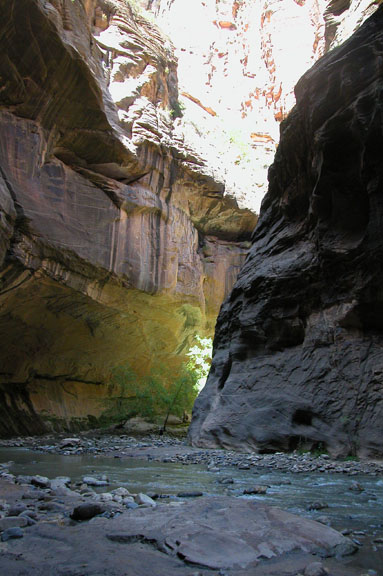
left=1, top=447, right=383, bottom=574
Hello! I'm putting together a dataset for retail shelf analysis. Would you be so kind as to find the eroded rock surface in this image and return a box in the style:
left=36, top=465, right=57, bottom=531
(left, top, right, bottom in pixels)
left=189, top=7, right=383, bottom=458
left=149, top=0, right=380, bottom=212
left=0, top=473, right=358, bottom=576
left=0, top=0, right=255, bottom=435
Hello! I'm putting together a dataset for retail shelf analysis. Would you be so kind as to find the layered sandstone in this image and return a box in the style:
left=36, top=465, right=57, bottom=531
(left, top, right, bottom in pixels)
left=147, top=0, right=380, bottom=213
left=189, top=7, right=383, bottom=458
left=0, top=0, right=255, bottom=435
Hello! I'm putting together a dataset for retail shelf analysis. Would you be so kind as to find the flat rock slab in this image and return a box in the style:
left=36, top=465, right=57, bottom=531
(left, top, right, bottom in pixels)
left=0, top=488, right=358, bottom=576
left=105, top=495, right=356, bottom=570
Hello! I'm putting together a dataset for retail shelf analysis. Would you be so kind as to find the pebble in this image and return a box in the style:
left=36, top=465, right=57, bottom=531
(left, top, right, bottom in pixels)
left=82, top=476, right=109, bottom=487
left=98, top=493, right=114, bottom=502
left=59, top=438, right=81, bottom=449
left=125, top=501, right=139, bottom=509
left=243, top=485, right=268, bottom=495
left=304, top=561, right=328, bottom=576
left=20, top=510, right=38, bottom=520
left=135, top=493, right=157, bottom=507
left=15, top=475, right=33, bottom=484
left=177, top=491, right=203, bottom=498
left=1, top=526, right=24, bottom=541
left=22, top=490, right=46, bottom=500
left=112, top=487, right=131, bottom=497
left=316, top=516, right=331, bottom=526
left=7, top=504, right=27, bottom=516
left=0, top=516, right=28, bottom=531
left=38, top=501, right=66, bottom=512
left=4, top=433, right=383, bottom=477
left=20, top=514, right=36, bottom=526
left=70, top=503, right=105, bottom=521
left=50, top=477, right=71, bottom=490
left=307, top=502, right=329, bottom=511
left=31, top=475, right=50, bottom=488
left=349, top=481, right=364, bottom=492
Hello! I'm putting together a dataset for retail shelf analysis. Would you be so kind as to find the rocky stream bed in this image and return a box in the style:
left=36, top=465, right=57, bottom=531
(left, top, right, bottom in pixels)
left=0, top=431, right=383, bottom=576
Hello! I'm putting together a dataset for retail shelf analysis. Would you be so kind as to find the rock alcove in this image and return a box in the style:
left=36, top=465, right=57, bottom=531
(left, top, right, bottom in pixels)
left=0, top=0, right=382, bottom=451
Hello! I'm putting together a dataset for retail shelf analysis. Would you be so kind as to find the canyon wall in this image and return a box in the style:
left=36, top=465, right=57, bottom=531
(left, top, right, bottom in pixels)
left=147, top=0, right=380, bottom=213
left=189, top=6, right=383, bottom=458
left=0, top=0, right=255, bottom=435
left=1, top=0, right=381, bottom=437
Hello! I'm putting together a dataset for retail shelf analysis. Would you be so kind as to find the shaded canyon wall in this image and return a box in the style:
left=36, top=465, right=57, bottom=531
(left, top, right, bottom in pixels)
left=189, top=7, right=383, bottom=458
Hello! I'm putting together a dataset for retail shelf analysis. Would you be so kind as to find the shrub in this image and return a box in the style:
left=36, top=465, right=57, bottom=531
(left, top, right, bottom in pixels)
left=109, top=361, right=199, bottom=423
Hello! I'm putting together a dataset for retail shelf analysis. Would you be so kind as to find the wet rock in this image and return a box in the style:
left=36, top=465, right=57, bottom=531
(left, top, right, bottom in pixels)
left=349, top=481, right=364, bottom=492
left=243, top=486, right=268, bottom=495
left=307, top=502, right=329, bottom=511
left=70, top=503, right=105, bottom=521
left=1, top=526, right=24, bottom=541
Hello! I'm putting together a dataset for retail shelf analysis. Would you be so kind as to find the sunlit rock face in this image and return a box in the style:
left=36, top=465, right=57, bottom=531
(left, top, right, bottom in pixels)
left=148, top=0, right=380, bottom=214
left=189, top=7, right=383, bottom=458
left=0, top=0, right=255, bottom=435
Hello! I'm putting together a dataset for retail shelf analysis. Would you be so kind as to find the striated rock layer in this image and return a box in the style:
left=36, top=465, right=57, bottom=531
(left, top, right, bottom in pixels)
left=189, top=8, right=383, bottom=458
left=0, top=0, right=255, bottom=435
left=149, top=0, right=380, bottom=213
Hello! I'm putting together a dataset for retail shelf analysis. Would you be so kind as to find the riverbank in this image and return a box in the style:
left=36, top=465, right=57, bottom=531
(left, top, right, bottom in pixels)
left=1, top=429, right=383, bottom=476
left=0, top=431, right=382, bottom=575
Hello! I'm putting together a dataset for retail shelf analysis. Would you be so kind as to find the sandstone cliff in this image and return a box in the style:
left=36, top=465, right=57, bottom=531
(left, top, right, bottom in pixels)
left=0, top=0, right=255, bottom=435
left=148, top=0, right=380, bottom=213
left=189, top=7, right=383, bottom=458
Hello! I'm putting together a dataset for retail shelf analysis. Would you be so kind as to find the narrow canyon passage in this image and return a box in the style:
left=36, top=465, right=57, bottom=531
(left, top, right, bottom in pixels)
left=0, top=2, right=383, bottom=574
